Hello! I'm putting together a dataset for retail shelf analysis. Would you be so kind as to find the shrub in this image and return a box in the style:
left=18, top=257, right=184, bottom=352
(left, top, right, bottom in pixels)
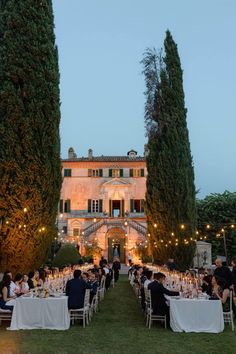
left=53, top=244, right=80, bottom=268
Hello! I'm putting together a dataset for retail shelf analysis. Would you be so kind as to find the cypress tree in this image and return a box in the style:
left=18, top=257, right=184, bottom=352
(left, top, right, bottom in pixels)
left=0, top=0, right=61, bottom=273
left=143, top=31, right=196, bottom=270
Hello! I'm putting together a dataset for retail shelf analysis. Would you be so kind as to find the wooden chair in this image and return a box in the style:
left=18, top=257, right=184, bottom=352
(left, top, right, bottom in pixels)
left=145, top=289, right=167, bottom=329
left=69, top=289, right=90, bottom=328
left=223, top=290, right=235, bottom=331
left=0, top=308, right=12, bottom=326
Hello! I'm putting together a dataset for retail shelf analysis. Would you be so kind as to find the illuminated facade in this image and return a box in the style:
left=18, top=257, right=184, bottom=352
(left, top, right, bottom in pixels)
left=58, top=147, right=147, bottom=263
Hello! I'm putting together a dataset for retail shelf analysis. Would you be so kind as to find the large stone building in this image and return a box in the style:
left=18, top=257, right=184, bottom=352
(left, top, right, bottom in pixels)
left=58, top=147, right=148, bottom=263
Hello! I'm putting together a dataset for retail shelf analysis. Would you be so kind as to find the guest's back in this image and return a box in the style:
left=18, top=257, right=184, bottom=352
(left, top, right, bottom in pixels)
left=66, top=270, right=91, bottom=309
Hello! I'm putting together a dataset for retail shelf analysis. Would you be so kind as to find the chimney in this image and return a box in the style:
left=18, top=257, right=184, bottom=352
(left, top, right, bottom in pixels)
left=88, top=148, right=93, bottom=159
left=144, top=144, right=149, bottom=157
left=68, top=147, right=77, bottom=159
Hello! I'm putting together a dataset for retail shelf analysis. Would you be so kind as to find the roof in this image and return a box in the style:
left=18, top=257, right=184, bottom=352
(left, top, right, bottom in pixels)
left=62, top=156, right=145, bottom=162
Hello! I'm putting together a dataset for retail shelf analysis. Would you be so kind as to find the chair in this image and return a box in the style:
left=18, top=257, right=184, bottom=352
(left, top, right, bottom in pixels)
left=223, top=290, right=235, bottom=331
left=97, top=276, right=106, bottom=302
left=69, top=289, right=90, bottom=328
left=0, top=308, right=12, bottom=326
left=145, top=289, right=167, bottom=329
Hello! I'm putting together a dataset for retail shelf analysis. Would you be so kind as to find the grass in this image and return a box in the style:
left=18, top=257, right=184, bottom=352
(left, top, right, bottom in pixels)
left=0, top=275, right=236, bottom=354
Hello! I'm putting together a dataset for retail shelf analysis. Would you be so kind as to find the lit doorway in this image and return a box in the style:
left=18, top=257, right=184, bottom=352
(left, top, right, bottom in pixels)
left=112, top=200, right=120, bottom=217
left=108, top=237, right=125, bottom=263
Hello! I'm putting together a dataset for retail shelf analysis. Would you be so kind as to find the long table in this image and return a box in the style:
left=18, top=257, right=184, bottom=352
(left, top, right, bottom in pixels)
left=9, top=295, right=70, bottom=330
left=169, top=298, right=224, bottom=333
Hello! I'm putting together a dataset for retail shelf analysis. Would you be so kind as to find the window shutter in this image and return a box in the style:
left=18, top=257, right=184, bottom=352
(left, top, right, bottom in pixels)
left=88, top=199, right=92, bottom=213
left=140, top=168, right=145, bottom=177
left=121, top=199, right=125, bottom=217
left=109, top=169, right=112, bottom=177
left=120, top=169, right=123, bottom=177
left=99, top=199, right=103, bottom=213
left=88, top=169, right=92, bottom=177
left=130, top=199, right=134, bottom=213
left=109, top=199, right=112, bottom=217
left=59, top=199, right=63, bottom=213
left=67, top=199, right=71, bottom=213
left=129, top=169, right=133, bottom=177
left=141, top=199, right=145, bottom=213
left=99, top=169, right=103, bottom=177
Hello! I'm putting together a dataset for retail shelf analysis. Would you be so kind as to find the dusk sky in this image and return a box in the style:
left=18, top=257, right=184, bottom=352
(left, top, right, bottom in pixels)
left=52, top=0, right=236, bottom=198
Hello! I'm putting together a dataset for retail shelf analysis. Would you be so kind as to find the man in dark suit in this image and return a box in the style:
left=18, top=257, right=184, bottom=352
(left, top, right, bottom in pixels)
left=214, top=258, right=233, bottom=288
left=148, top=272, right=179, bottom=322
left=66, top=269, right=92, bottom=309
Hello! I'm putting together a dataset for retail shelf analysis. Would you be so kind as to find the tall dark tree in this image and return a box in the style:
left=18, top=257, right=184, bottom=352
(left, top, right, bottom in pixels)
left=143, top=31, right=196, bottom=270
left=0, top=0, right=61, bottom=273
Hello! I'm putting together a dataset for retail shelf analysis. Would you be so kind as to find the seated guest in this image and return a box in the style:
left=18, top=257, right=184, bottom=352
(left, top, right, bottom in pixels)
left=66, top=270, right=92, bottom=309
left=0, top=274, right=15, bottom=311
left=33, top=270, right=39, bottom=287
left=211, top=276, right=230, bottom=312
left=148, top=272, right=179, bottom=323
left=201, top=275, right=212, bottom=296
left=14, top=273, right=24, bottom=296
left=89, top=272, right=99, bottom=303
left=231, top=260, right=236, bottom=293
left=27, top=272, right=35, bottom=290
left=81, top=272, right=89, bottom=282
left=4, top=271, right=17, bottom=298
left=144, top=270, right=153, bottom=289
left=21, top=274, right=29, bottom=293
left=37, top=270, right=46, bottom=287
left=214, top=258, right=232, bottom=288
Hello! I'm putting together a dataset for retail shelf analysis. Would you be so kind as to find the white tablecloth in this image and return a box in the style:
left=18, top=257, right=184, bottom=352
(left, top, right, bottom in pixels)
left=170, top=298, right=224, bottom=333
left=9, top=296, right=70, bottom=330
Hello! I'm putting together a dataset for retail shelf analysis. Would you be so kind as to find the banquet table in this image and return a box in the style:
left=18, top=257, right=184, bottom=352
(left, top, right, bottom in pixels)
left=8, top=295, right=70, bottom=330
left=169, top=298, right=224, bottom=333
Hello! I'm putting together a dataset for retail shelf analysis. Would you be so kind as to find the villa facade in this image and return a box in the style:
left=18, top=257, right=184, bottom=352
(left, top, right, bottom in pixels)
left=58, top=147, right=148, bottom=263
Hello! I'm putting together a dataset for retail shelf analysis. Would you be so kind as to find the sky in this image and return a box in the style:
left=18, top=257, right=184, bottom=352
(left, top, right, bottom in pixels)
left=52, top=0, right=236, bottom=198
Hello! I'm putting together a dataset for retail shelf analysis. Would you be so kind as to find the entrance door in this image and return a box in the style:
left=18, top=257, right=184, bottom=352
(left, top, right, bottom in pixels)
left=108, top=238, right=125, bottom=263
left=112, top=200, right=120, bottom=217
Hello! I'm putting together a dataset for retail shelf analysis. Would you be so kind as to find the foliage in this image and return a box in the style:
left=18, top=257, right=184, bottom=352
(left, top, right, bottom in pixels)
left=133, top=242, right=152, bottom=263
left=197, top=191, right=236, bottom=262
left=142, top=31, right=196, bottom=270
left=53, top=244, right=80, bottom=268
left=0, top=0, right=61, bottom=273
left=84, top=241, right=102, bottom=260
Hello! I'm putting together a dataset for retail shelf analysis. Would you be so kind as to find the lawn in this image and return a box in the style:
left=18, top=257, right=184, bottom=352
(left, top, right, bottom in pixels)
left=0, top=275, right=235, bottom=354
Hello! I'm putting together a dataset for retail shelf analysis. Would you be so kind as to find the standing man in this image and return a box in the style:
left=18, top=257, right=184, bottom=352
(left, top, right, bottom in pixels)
left=214, top=258, right=233, bottom=288
left=112, top=257, right=121, bottom=283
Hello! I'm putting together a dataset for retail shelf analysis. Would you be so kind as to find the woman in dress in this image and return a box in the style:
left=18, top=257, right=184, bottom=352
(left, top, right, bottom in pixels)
left=14, top=273, right=23, bottom=296
left=0, top=274, right=15, bottom=311
left=211, top=276, right=230, bottom=311
left=37, top=270, right=46, bottom=287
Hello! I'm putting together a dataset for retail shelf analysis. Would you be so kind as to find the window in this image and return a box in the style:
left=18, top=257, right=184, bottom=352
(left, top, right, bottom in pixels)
left=73, top=228, right=79, bottom=237
left=88, top=169, right=103, bottom=177
left=64, top=169, right=71, bottom=177
left=130, top=199, right=145, bottom=213
left=129, top=169, right=145, bottom=177
left=88, top=199, right=103, bottom=213
left=64, top=199, right=71, bottom=213
left=109, top=169, right=123, bottom=178
left=92, top=200, right=99, bottom=213
left=62, top=226, right=68, bottom=234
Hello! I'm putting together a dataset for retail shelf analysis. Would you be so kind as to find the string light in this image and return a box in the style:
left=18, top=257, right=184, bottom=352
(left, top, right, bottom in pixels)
left=180, top=224, right=185, bottom=230
left=206, top=224, right=210, bottom=229
left=23, top=208, right=27, bottom=213
left=154, top=223, right=157, bottom=228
